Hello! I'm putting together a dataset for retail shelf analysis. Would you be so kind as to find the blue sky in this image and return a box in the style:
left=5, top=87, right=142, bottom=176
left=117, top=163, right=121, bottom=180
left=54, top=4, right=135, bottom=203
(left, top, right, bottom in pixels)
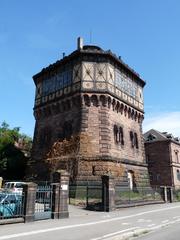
left=0, top=0, right=180, bottom=137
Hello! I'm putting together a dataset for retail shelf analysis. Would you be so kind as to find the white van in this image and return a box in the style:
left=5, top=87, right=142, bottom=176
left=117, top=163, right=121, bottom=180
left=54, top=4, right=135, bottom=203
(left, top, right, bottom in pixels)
left=4, top=182, right=25, bottom=194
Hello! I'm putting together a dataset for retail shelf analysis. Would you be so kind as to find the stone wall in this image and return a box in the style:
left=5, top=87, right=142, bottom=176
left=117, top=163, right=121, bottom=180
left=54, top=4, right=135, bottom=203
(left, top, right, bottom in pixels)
left=28, top=96, right=81, bottom=180
left=74, top=93, right=147, bottom=185
left=29, top=42, right=148, bottom=186
left=29, top=92, right=148, bottom=186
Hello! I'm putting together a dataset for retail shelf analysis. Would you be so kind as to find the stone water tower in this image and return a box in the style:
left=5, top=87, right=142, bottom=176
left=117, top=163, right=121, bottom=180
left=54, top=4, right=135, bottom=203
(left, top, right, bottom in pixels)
left=28, top=38, right=148, bottom=187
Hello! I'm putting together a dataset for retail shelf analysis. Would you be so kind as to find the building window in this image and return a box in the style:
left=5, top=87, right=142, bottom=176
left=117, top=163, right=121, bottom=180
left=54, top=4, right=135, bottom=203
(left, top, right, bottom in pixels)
left=119, top=127, right=124, bottom=145
left=175, top=151, right=179, bottom=163
left=156, top=174, right=161, bottom=182
left=114, top=125, right=124, bottom=145
left=177, top=170, right=180, bottom=181
left=92, top=166, right=96, bottom=176
left=134, top=133, right=139, bottom=149
left=130, top=131, right=138, bottom=149
left=114, top=125, right=118, bottom=143
left=130, top=131, right=134, bottom=148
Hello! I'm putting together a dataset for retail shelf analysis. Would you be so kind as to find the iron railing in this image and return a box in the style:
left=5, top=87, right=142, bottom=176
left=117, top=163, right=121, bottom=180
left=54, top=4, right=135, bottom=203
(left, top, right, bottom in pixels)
left=0, top=191, right=25, bottom=219
left=69, top=184, right=102, bottom=209
left=115, top=186, right=163, bottom=207
left=35, top=185, right=52, bottom=220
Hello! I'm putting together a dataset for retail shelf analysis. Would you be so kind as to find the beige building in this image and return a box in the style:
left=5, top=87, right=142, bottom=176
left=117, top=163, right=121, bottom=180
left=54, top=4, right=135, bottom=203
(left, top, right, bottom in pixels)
left=144, top=129, right=180, bottom=189
left=28, top=38, right=149, bottom=187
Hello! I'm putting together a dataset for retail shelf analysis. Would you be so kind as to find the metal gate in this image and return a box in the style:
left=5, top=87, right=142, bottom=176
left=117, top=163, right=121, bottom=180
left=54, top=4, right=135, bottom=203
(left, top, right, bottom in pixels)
left=35, top=185, right=52, bottom=221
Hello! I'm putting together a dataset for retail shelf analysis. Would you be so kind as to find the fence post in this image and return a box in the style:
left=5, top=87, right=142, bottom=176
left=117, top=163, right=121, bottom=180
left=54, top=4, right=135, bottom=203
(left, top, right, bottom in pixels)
left=160, top=186, right=168, bottom=202
left=51, top=170, right=69, bottom=219
left=86, top=185, right=89, bottom=207
left=23, top=182, right=37, bottom=223
left=0, top=177, right=3, bottom=188
left=170, top=187, right=173, bottom=202
left=167, top=187, right=173, bottom=203
left=101, top=175, right=115, bottom=212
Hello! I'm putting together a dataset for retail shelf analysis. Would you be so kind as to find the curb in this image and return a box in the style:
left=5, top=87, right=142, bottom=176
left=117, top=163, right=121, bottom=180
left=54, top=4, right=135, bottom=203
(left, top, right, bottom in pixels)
left=104, top=228, right=150, bottom=240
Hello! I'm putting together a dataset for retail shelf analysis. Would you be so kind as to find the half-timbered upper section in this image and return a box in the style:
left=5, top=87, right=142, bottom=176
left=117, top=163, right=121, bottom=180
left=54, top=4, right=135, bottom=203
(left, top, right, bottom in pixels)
left=33, top=38, right=145, bottom=112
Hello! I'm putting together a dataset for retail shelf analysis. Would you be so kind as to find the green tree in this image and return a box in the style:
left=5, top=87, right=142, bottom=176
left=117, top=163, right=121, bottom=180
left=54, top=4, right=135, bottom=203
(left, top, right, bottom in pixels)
left=0, top=121, right=32, bottom=179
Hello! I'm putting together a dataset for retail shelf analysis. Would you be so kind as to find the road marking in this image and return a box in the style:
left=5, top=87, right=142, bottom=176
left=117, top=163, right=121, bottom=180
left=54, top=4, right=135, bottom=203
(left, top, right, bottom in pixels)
left=162, top=220, right=169, bottom=223
left=137, top=219, right=144, bottom=222
left=146, top=219, right=152, bottom=223
left=174, top=218, right=180, bottom=222
left=173, top=216, right=180, bottom=219
left=90, top=227, right=139, bottom=240
left=147, top=224, right=155, bottom=227
left=121, top=222, right=130, bottom=225
left=1, top=205, right=180, bottom=239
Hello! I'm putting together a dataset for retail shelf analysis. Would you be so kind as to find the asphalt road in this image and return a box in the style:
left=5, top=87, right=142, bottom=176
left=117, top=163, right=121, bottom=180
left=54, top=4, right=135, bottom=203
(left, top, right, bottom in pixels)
left=1, top=203, right=180, bottom=240
left=137, top=221, right=180, bottom=240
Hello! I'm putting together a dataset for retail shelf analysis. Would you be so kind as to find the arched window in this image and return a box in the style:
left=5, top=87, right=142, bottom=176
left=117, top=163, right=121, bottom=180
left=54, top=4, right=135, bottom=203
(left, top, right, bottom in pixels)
left=130, top=131, right=134, bottom=148
left=130, top=131, right=138, bottom=149
left=114, top=125, right=118, bottom=143
left=114, top=125, right=124, bottom=145
left=119, top=127, right=124, bottom=145
left=92, top=166, right=96, bottom=176
left=134, top=133, right=139, bottom=149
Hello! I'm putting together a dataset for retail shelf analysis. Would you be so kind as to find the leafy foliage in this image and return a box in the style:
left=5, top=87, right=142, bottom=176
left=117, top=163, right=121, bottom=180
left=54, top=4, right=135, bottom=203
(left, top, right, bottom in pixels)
left=0, top=121, right=32, bottom=180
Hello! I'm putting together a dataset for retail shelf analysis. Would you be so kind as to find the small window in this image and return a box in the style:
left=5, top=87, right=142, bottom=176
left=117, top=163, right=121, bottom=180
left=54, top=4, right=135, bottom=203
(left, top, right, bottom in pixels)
left=156, top=174, right=161, bottom=181
left=130, top=131, right=134, bottom=148
left=177, top=170, right=180, bottom=181
left=119, top=127, right=124, bottom=145
left=114, top=125, right=118, bottom=143
left=175, top=151, right=179, bottom=163
left=134, top=133, right=139, bottom=149
left=92, top=166, right=96, bottom=176
left=130, top=131, right=138, bottom=149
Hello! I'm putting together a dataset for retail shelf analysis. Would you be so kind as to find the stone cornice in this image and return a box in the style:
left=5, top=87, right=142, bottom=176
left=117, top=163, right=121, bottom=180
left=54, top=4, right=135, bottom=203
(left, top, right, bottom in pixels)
left=46, top=155, right=147, bottom=168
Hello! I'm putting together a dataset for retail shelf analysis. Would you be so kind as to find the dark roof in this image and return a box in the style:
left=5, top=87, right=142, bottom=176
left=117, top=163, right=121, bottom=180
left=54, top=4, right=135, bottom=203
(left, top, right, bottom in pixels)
left=143, top=129, right=180, bottom=144
left=33, top=44, right=146, bottom=87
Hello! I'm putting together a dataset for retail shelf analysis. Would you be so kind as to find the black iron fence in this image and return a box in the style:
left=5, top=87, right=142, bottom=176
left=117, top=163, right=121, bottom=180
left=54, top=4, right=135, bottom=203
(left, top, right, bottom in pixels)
left=69, top=184, right=165, bottom=210
left=115, top=186, right=163, bottom=207
left=172, top=188, right=180, bottom=202
left=69, top=185, right=87, bottom=206
left=86, top=185, right=102, bottom=210
left=69, top=184, right=102, bottom=210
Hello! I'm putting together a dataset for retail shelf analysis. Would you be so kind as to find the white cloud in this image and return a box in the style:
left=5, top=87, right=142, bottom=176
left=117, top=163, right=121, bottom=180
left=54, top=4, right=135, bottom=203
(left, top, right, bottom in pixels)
left=143, top=111, right=180, bottom=137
